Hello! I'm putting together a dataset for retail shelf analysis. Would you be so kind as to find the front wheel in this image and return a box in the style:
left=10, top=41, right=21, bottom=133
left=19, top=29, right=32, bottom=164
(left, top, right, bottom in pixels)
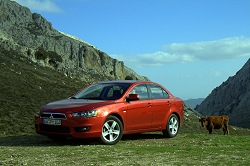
left=162, top=114, right=179, bottom=138
left=99, top=115, right=123, bottom=145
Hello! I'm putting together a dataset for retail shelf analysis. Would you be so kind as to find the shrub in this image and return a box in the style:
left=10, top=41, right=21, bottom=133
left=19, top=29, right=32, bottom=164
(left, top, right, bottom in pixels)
left=35, top=47, right=62, bottom=63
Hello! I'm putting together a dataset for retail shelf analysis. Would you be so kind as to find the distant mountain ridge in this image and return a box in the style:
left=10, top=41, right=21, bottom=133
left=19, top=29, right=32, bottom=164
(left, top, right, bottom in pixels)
left=184, top=98, right=204, bottom=109
left=196, top=59, right=250, bottom=128
left=0, top=0, right=149, bottom=83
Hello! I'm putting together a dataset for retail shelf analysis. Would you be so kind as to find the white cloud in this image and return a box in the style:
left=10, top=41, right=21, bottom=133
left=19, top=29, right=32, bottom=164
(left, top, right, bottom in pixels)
left=112, top=36, right=250, bottom=67
left=210, top=69, right=222, bottom=77
left=12, top=0, right=62, bottom=13
left=137, top=51, right=195, bottom=65
left=163, top=36, right=250, bottom=61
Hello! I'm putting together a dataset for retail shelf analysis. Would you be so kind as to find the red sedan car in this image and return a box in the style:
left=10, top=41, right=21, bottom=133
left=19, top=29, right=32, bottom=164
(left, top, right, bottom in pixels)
left=35, top=80, right=184, bottom=145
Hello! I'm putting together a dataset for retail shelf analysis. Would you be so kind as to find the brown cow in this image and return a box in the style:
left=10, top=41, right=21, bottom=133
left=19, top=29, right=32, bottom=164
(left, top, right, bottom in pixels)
left=199, top=115, right=229, bottom=135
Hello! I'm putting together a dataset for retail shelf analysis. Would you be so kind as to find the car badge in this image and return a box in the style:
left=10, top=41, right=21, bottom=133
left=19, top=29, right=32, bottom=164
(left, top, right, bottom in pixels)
left=49, top=114, right=54, bottom=119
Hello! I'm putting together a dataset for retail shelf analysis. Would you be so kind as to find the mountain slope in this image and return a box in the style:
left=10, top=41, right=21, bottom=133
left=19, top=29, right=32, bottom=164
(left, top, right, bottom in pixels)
left=196, top=58, right=250, bottom=128
left=0, top=48, right=89, bottom=136
left=0, top=0, right=149, bottom=83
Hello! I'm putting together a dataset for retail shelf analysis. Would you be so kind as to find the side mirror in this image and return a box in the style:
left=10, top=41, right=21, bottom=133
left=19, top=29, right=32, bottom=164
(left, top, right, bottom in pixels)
left=126, top=94, right=140, bottom=102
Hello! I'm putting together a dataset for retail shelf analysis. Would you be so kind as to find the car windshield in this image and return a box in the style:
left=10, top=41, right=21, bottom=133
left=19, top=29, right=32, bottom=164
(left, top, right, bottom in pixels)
left=72, top=83, right=131, bottom=100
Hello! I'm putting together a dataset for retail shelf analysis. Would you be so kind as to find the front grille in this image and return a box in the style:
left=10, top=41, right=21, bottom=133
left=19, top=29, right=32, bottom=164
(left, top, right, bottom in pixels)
left=39, top=124, right=70, bottom=133
left=40, top=112, right=66, bottom=119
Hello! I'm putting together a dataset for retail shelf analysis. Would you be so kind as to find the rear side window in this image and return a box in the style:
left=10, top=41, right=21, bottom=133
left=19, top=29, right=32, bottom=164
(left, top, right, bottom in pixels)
left=129, top=84, right=149, bottom=100
left=148, top=84, right=169, bottom=99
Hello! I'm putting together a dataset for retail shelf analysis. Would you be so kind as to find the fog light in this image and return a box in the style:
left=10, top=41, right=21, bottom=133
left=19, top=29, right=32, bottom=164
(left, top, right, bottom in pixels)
left=75, top=127, right=90, bottom=132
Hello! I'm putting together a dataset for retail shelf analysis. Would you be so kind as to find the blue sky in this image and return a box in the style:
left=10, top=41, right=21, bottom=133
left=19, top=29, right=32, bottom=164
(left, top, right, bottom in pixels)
left=13, top=0, right=250, bottom=100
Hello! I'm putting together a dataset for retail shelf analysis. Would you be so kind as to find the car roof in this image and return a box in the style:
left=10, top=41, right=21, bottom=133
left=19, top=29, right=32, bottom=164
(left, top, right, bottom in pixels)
left=98, top=80, right=154, bottom=84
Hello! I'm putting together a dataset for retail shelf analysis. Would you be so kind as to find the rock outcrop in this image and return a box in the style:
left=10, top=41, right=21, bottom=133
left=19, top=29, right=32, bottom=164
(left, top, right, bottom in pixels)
left=196, top=58, right=250, bottom=128
left=0, top=0, right=149, bottom=83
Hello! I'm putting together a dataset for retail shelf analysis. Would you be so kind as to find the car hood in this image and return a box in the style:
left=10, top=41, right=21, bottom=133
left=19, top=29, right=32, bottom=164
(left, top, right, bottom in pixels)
left=41, top=99, right=114, bottom=113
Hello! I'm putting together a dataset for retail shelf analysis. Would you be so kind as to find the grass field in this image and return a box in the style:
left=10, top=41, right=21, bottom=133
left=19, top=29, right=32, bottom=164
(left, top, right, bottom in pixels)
left=1, top=115, right=250, bottom=165
left=1, top=49, right=250, bottom=165
left=1, top=129, right=250, bottom=165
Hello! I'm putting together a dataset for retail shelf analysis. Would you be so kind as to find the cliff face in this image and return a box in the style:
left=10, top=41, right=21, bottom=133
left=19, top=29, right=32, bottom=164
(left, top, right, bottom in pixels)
left=0, top=0, right=149, bottom=83
left=196, top=59, right=250, bottom=128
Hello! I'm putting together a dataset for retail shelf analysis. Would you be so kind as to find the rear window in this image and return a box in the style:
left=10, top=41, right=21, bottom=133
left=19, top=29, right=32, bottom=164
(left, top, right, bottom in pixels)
left=148, top=84, right=169, bottom=99
left=129, top=84, right=149, bottom=100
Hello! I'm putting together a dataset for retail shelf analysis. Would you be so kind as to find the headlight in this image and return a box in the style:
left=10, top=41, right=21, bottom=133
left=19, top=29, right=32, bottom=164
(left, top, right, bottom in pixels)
left=72, top=110, right=98, bottom=118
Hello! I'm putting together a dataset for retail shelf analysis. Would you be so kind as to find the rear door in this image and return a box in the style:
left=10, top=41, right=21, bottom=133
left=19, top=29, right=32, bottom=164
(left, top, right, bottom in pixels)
left=148, top=84, right=171, bottom=128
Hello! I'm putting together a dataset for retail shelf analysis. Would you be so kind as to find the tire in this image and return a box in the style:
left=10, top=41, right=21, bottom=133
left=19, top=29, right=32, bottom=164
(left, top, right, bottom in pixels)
left=99, top=115, right=123, bottom=145
left=162, top=114, right=179, bottom=138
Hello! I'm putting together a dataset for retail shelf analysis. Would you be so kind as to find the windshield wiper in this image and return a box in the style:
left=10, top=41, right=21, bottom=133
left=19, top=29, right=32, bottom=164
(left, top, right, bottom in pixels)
left=80, top=97, right=103, bottom=100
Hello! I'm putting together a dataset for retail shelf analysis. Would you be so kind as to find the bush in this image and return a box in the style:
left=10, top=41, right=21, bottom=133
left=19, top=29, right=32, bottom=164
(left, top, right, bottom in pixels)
left=35, top=47, right=62, bottom=63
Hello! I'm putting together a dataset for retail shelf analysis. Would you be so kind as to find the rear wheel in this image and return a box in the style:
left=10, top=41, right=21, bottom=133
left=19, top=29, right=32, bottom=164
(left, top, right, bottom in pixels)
left=162, top=114, right=179, bottom=138
left=99, top=115, right=123, bottom=145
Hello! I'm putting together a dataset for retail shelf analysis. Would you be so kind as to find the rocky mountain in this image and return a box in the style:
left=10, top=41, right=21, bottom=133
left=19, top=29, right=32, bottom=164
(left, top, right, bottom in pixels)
left=0, top=0, right=149, bottom=83
left=196, top=58, right=250, bottom=128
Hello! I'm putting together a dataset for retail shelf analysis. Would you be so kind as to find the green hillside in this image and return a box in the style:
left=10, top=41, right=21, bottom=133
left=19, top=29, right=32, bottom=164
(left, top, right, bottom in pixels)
left=0, top=49, right=88, bottom=136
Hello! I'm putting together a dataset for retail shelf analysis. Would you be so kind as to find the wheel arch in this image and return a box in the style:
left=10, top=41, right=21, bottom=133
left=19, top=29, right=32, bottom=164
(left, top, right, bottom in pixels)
left=99, top=113, right=124, bottom=145
left=172, top=112, right=181, bottom=125
left=169, top=102, right=184, bottom=125
left=107, top=113, right=124, bottom=128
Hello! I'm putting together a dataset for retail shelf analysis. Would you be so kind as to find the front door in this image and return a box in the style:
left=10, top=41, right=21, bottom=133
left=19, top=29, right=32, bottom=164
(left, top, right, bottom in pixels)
left=126, top=100, right=152, bottom=131
left=125, top=84, right=152, bottom=131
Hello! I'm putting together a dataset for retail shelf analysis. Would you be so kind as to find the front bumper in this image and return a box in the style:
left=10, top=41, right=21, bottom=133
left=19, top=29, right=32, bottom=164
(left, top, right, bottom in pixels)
left=35, top=115, right=105, bottom=139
